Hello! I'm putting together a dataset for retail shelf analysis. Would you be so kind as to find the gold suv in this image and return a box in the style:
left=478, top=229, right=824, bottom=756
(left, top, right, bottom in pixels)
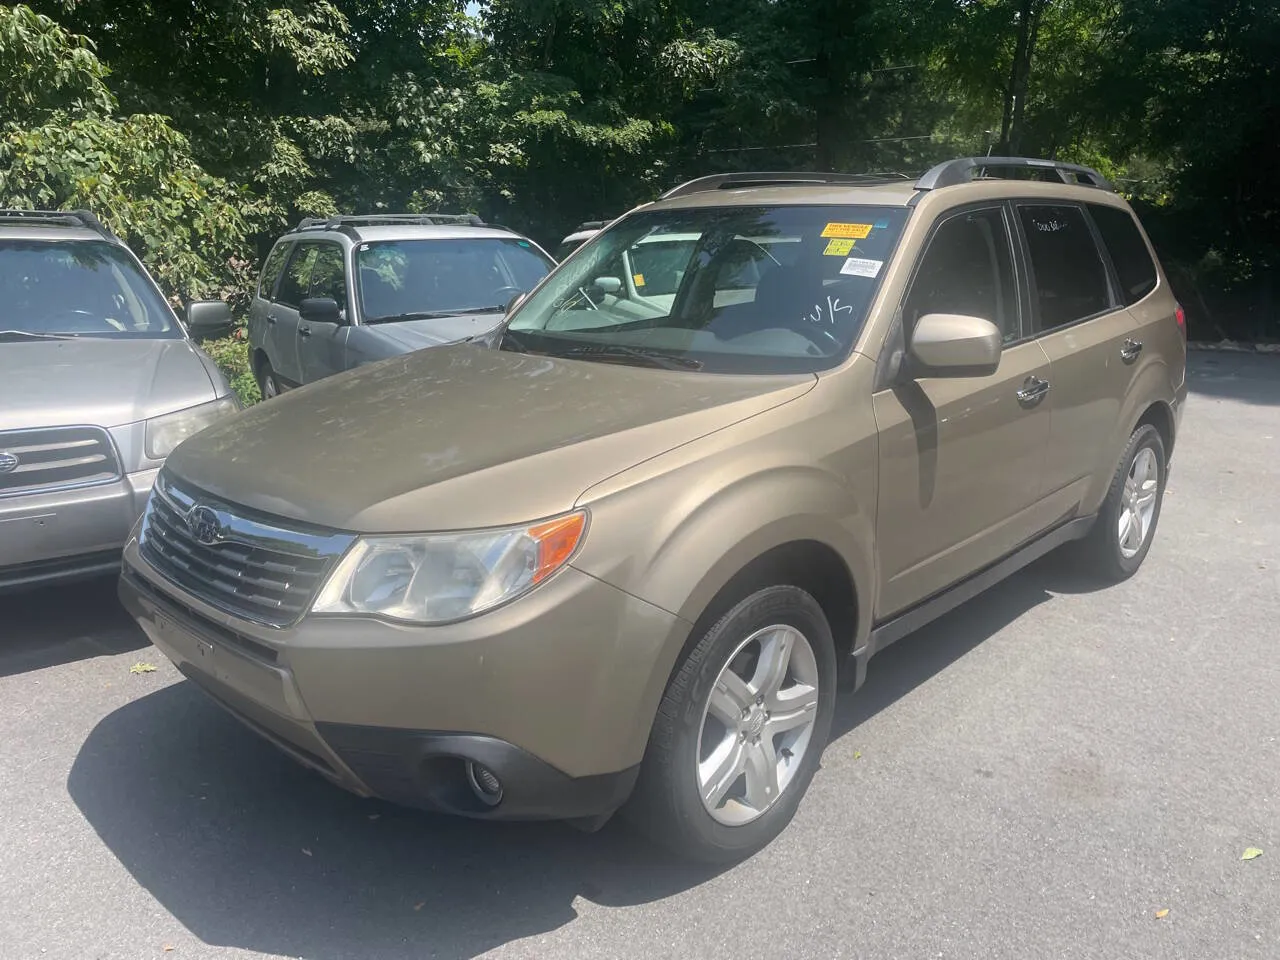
left=119, top=157, right=1187, bottom=862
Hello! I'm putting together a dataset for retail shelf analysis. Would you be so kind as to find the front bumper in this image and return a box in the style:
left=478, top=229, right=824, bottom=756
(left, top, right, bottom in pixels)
left=0, top=469, right=157, bottom=592
left=119, top=537, right=686, bottom=821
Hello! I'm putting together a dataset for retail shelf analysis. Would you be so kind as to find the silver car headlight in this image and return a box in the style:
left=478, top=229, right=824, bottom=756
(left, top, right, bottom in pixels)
left=312, top=511, right=587, bottom=625
left=144, top=396, right=240, bottom=460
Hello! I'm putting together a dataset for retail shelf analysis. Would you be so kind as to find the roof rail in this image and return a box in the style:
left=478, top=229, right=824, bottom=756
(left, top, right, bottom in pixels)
left=660, top=171, right=912, bottom=200
left=295, top=213, right=490, bottom=232
left=915, top=157, right=1115, bottom=192
left=0, top=208, right=115, bottom=239
left=573, top=220, right=607, bottom=231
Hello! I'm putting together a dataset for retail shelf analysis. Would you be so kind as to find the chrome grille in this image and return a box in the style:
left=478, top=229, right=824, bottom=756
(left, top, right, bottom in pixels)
left=0, top=426, right=120, bottom=496
left=139, top=472, right=354, bottom=627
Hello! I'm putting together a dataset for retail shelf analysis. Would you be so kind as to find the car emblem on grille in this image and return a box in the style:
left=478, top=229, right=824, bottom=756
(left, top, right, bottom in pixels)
left=186, top=505, right=223, bottom=545
left=0, top=451, right=18, bottom=474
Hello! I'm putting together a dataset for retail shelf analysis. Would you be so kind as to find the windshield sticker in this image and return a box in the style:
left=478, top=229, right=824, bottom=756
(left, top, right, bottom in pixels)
left=823, top=238, right=856, bottom=257
left=821, top=222, right=873, bottom=240
left=874, top=218, right=890, bottom=230
left=839, top=257, right=884, bottom=278
left=633, top=273, right=646, bottom=287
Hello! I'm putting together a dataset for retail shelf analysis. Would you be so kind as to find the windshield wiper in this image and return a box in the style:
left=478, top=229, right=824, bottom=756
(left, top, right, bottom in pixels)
left=559, top=344, right=703, bottom=371
left=366, top=308, right=503, bottom=324
left=0, top=329, right=77, bottom=342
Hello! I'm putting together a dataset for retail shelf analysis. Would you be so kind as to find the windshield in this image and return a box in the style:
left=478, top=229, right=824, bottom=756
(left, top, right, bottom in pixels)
left=356, top=238, right=554, bottom=321
left=504, top=205, right=909, bottom=374
left=0, top=239, right=179, bottom=339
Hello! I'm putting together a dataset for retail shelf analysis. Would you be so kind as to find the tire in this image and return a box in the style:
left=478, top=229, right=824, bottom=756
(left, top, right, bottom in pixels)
left=1077, top=423, right=1166, bottom=582
left=256, top=358, right=282, bottom=400
left=624, top=585, right=837, bottom=863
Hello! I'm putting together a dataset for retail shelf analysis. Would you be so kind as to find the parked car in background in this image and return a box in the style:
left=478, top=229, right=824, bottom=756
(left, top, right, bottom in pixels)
left=554, top=220, right=606, bottom=261
left=119, top=157, right=1185, bottom=862
left=248, top=214, right=555, bottom=396
left=0, top=209, right=238, bottom=592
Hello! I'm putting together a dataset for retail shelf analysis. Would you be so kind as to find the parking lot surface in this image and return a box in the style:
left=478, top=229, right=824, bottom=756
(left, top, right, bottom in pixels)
left=2, top=352, right=1278, bottom=960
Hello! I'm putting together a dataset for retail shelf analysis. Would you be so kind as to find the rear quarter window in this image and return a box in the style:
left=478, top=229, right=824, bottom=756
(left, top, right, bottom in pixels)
left=1088, top=204, right=1159, bottom=305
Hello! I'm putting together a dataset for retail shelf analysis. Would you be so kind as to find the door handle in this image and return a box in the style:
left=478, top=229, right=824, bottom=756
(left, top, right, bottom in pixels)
left=1016, top=376, right=1051, bottom=406
left=1120, top=338, right=1144, bottom=362
left=298, top=325, right=312, bottom=338
left=266, top=314, right=278, bottom=325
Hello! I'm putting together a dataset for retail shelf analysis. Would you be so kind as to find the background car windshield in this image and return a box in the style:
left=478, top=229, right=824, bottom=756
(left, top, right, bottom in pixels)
left=505, top=205, right=909, bottom=374
left=357, top=238, right=554, bottom=319
left=0, top=239, right=178, bottom=338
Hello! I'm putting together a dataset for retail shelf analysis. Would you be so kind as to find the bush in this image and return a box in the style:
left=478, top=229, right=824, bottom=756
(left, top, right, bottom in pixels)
left=200, top=331, right=261, bottom=407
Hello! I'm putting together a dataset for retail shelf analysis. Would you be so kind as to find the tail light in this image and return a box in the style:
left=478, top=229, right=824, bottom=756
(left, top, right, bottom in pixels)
left=1175, top=303, right=1186, bottom=337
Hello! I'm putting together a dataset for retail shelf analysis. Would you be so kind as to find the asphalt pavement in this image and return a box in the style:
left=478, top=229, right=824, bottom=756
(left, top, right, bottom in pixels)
left=2, top=351, right=1278, bottom=960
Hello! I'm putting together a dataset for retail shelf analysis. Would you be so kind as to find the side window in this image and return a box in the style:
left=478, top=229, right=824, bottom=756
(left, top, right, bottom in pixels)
left=276, top=242, right=321, bottom=309
left=904, top=206, right=1020, bottom=342
left=307, top=243, right=347, bottom=314
left=1088, top=204, right=1158, bottom=305
left=258, top=242, right=291, bottom=301
left=1018, top=204, right=1112, bottom=330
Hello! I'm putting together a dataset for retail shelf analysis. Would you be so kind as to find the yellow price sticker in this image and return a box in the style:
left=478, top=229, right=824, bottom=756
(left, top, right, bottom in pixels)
left=633, top=273, right=646, bottom=287
left=823, top=238, right=855, bottom=256
left=821, top=222, right=873, bottom=240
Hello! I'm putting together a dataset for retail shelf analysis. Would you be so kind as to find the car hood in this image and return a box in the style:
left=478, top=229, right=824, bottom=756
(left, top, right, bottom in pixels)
left=0, top=338, right=219, bottom=431
left=168, top=345, right=815, bottom=532
left=365, top=313, right=506, bottom=352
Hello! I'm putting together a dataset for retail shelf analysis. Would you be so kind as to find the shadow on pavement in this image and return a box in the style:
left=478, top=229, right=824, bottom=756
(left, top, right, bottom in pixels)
left=1186, top=351, right=1280, bottom=406
left=0, top=576, right=149, bottom=679
left=68, top=550, right=1096, bottom=960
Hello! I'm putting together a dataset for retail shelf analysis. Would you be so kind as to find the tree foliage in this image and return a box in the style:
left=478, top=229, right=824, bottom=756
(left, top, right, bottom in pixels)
left=3, top=0, right=1279, bottom=339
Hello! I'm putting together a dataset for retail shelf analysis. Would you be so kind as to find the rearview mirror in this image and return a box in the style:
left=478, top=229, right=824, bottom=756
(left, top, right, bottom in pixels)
left=592, top=276, right=623, bottom=295
left=185, top=300, right=233, bottom=341
left=299, top=297, right=342, bottom=325
left=909, top=313, right=1002, bottom=378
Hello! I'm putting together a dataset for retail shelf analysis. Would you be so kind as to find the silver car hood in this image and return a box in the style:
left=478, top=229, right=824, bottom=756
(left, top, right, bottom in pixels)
left=365, top=312, right=506, bottom=352
left=0, top=338, right=219, bottom=431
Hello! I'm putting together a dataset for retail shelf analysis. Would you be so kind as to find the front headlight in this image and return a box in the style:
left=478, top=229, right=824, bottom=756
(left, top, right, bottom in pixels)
left=145, top=395, right=240, bottom=460
left=312, top=511, right=587, bottom=625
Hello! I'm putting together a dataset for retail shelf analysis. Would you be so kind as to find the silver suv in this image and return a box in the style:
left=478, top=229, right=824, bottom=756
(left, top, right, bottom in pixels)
left=248, top=214, right=555, bottom=396
left=0, top=209, right=238, bottom=591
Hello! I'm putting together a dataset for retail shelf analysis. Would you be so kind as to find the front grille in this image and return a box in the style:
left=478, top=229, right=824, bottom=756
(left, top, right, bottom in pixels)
left=139, top=472, right=353, bottom=627
left=0, top=426, right=121, bottom=496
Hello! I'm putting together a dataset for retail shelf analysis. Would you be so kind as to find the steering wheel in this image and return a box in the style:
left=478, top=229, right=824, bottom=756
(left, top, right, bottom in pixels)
left=42, top=308, right=104, bottom=332
left=793, top=323, right=843, bottom=353
left=490, top=285, right=525, bottom=303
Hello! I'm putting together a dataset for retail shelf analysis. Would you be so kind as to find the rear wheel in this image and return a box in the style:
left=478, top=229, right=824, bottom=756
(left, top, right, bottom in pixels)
left=625, top=585, right=836, bottom=863
left=256, top=357, right=282, bottom=400
left=1078, top=423, right=1166, bottom=582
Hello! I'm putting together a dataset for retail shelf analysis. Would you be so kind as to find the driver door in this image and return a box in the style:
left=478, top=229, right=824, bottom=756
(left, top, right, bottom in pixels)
left=872, top=204, right=1055, bottom=618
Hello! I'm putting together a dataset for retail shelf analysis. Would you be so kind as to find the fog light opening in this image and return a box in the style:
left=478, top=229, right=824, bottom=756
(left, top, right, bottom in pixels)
left=466, top=760, right=503, bottom=807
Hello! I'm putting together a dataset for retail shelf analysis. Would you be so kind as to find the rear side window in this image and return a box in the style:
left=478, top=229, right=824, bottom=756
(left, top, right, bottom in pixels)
left=258, top=242, right=291, bottom=300
left=1018, top=204, right=1113, bottom=331
left=1089, top=204, right=1158, bottom=305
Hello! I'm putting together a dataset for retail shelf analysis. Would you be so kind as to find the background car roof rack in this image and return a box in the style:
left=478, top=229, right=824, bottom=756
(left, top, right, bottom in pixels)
left=0, top=208, right=115, bottom=239
left=659, top=171, right=912, bottom=200
left=295, top=213, right=491, bottom=232
left=915, top=156, right=1115, bottom=192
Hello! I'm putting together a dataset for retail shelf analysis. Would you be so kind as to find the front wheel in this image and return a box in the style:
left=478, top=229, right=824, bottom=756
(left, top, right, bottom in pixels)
left=1078, top=423, right=1167, bottom=582
left=624, top=585, right=836, bottom=863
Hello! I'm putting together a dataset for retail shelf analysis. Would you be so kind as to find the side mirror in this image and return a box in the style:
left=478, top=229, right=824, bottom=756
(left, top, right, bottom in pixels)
left=185, top=300, right=233, bottom=341
left=299, top=297, right=342, bottom=325
left=909, top=313, right=1002, bottom=378
left=592, top=276, right=623, bottom=295
left=505, top=292, right=526, bottom=315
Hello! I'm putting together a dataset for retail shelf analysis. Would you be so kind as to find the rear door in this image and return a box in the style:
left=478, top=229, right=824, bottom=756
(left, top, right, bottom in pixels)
left=248, top=240, right=292, bottom=373
left=270, top=241, right=322, bottom=387
left=297, top=240, right=351, bottom=384
left=872, top=204, right=1055, bottom=617
left=1014, top=202, right=1140, bottom=518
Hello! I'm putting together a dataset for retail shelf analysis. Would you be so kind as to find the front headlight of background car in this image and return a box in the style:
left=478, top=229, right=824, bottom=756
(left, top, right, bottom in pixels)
left=144, top=395, right=240, bottom=460
left=312, top=511, right=587, bottom=625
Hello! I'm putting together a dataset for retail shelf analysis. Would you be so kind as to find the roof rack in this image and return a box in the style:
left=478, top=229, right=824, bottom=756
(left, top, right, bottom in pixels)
left=295, top=213, right=491, bottom=233
left=915, top=157, right=1115, bottom=192
left=660, top=171, right=912, bottom=200
left=572, top=220, right=607, bottom=232
left=0, top=208, right=115, bottom=239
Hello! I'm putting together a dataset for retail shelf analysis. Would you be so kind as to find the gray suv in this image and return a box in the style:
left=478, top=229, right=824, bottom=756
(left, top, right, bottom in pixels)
left=0, top=209, right=238, bottom=591
left=248, top=214, right=555, bottom=396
